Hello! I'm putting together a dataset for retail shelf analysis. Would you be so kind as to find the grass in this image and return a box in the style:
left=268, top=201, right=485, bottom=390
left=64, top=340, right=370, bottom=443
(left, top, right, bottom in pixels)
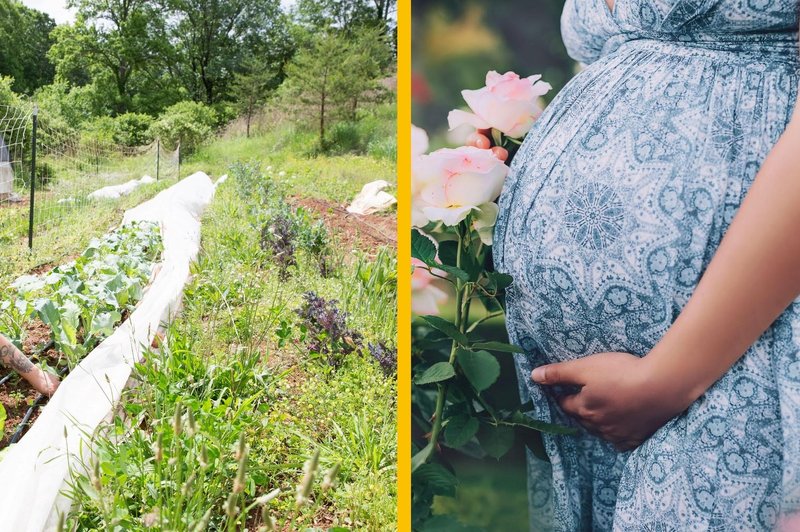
left=182, top=103, right=396, bottom=203
left=61, top=135, right=397, bottom=529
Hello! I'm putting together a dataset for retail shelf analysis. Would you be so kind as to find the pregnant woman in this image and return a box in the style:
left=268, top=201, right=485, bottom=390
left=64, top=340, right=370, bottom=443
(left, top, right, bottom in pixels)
left=492, top=0, right=800, bottom=529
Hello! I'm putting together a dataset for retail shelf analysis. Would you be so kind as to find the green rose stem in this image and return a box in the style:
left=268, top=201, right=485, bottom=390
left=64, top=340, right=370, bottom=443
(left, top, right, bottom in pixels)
left=428, top=221, right=473, bottom=456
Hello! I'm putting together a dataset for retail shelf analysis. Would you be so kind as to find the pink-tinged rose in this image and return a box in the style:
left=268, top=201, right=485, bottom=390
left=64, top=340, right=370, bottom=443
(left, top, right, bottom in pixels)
left=413, top=146, right=508, bottom=227
left=412, top=257, right=448, bottom=315
left=448, top=71, right=552, bottom=138
left=412, top=124, right=429, bottom=157
left=411, top=126, right=431, bottom=205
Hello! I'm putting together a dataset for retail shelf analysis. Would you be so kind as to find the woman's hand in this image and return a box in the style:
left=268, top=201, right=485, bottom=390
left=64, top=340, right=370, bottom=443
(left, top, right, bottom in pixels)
left=532, top=352, right=694, bottom=451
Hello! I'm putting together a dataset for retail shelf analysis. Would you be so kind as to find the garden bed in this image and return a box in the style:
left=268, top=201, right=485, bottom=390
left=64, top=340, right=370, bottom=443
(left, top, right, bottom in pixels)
left=0, top=220, right=162, bottom=447
left=0, top=172, right=216, bottom=530
left=0, top=319, right=58, bottom=446
left=289, top=196, right=396, bottom=254
left=55, top=163, right=396, bottom=530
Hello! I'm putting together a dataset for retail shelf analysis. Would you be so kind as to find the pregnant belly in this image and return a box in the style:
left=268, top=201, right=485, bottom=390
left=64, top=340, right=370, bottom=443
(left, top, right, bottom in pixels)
left=495, top=47, right=796, bottom=362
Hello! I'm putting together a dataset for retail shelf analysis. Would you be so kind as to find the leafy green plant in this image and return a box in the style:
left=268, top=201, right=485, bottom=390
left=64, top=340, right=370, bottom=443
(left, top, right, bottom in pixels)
left=229, top=160, right=277, bottom=206
left=411, top=227, right=575, bottom=529
left=8, top=221, right=162, bottom=369
left=292, top=207, right=331, bottom=277
left=230, top=162, right=332, bottom=278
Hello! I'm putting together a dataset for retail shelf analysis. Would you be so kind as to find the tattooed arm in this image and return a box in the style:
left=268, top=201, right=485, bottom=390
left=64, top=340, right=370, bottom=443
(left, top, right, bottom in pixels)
left=0, top=335, right=60, bottom=396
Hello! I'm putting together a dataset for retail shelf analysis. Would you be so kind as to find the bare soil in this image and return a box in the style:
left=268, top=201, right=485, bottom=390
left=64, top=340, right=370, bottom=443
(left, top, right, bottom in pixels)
left=0, top=319, right=63, bottom=446
left=288, top=196, right=396, bottom=256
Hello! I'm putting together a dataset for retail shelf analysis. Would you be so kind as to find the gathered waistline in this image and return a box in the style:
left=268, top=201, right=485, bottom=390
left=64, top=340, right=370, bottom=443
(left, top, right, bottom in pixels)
left=605, top=33, right=800, bottom=65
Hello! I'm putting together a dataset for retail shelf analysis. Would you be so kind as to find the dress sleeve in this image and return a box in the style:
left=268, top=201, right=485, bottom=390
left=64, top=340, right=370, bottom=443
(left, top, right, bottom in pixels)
left=561, top=0, right=619, bottom=65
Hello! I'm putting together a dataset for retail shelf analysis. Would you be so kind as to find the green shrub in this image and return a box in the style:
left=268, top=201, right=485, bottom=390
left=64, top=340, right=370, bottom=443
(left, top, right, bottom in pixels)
left=210, top=101, right=237, bottom=128
left=327, top=121, right=364, bottom=154
left=148, top=101, right=217, bottom=153
left=113, top=112, right=154, bottom=146
left=79, top=116, right=116, bottom=143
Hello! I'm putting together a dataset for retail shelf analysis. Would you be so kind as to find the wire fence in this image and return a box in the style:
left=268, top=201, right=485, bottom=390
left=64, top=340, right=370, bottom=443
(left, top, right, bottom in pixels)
left=0, top=105, right=180, bottom=249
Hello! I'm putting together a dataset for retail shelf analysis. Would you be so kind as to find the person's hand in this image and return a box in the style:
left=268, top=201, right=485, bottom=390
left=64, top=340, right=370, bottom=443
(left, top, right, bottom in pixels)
left=532, top=352, right=694, bottom=451
left=0, top=338, right=60, bottom=396
left=26, top=366, right=60, bottom=397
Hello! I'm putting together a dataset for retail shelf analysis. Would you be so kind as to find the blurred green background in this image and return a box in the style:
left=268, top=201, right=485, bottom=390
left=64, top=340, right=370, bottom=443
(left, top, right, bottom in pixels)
left=412, top=0, right=575, bottom=143
left=411, top=1, right=574, bottom=529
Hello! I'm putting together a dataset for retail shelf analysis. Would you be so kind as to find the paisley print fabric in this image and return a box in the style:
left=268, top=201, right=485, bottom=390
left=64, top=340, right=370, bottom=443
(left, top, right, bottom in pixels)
left=492, top=0, right=800, bottom=529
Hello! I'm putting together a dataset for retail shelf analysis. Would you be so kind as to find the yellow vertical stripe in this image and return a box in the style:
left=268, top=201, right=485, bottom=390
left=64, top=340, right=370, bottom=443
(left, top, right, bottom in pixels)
left=396, top=0, right=411, bottom=529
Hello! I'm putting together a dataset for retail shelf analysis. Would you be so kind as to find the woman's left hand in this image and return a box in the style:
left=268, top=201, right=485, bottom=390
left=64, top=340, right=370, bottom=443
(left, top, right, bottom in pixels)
left=531, top=352, right=692, bottom=451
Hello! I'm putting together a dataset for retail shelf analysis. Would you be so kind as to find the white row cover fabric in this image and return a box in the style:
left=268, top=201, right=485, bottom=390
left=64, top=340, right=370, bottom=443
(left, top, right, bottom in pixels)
left=0, top=172, right=218, bottom=531
left=346, top=180, right=397, bottom=215
left=0, top=162, right=13, bottom=195
left=87, top=174, right=156, bottom=200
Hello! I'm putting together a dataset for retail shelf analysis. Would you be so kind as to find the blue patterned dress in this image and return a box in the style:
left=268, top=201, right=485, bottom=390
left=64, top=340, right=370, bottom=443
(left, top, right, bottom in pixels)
left=492, top=0, right=800, bottom=530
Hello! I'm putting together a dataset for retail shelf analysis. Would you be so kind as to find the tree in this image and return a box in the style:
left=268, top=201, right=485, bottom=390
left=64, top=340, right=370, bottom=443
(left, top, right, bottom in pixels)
left=343, top=25, right=392, bottom=119
left=230, top=57, right=277, bottom=138
left=0, top=0, right=56, bottom=94
left=166, top=0, right=283, bottom=105
left=296, top=0, right=396, bottom=32
left=283, top=31, right=384, bottom=147
left=49, top=0, right=167, bottom=114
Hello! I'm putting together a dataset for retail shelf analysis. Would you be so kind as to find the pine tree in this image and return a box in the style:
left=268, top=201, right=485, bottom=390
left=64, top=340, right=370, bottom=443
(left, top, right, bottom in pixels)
left=230, top=56, right=277, bottom=137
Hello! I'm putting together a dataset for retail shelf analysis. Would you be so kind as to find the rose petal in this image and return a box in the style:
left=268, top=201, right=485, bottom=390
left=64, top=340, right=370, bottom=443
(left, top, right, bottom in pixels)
left=447, top=108, right=490, bottom=131
left=411, top=124, right=429, bottom=156
left=422, top=205, right=475, bottom=226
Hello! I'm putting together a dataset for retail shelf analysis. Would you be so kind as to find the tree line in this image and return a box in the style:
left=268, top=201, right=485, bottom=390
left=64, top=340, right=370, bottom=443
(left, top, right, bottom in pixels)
left=0, top=0, right=396, bottom=148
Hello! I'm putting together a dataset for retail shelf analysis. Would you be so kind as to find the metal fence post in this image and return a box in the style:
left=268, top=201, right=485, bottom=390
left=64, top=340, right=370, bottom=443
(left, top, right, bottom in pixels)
left=177, top=141, right=181, bottom=180
left=27, top=105, right=37, bottom=251
left=156, top=138, right=160, bottom=181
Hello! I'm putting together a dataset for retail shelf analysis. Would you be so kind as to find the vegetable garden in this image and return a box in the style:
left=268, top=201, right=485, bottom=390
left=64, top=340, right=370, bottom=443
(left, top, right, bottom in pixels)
left=0, top=0, right=398, bottom=527
left=0, top=113, right=397, bottom=528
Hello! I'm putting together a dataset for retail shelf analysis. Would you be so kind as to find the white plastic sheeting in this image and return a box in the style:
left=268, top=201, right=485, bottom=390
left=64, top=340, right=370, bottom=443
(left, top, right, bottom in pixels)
left=0, top=172, right=218, bottom=531
left=0, top=162, right=12, bottom=195
left=87, top=174, right=156, bottom=200
left=346, top=180, right=397, bottom=215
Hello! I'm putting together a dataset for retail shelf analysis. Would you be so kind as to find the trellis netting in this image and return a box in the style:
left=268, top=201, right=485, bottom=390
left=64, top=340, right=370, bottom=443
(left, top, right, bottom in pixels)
left=0, top=104, right=180, bottom=245
left=0, top=171, right=220, bottom=531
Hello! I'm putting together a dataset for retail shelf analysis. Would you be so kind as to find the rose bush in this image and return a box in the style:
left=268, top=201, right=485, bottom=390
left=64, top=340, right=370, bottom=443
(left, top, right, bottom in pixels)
left=411, top=72, right=572, bottom=530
